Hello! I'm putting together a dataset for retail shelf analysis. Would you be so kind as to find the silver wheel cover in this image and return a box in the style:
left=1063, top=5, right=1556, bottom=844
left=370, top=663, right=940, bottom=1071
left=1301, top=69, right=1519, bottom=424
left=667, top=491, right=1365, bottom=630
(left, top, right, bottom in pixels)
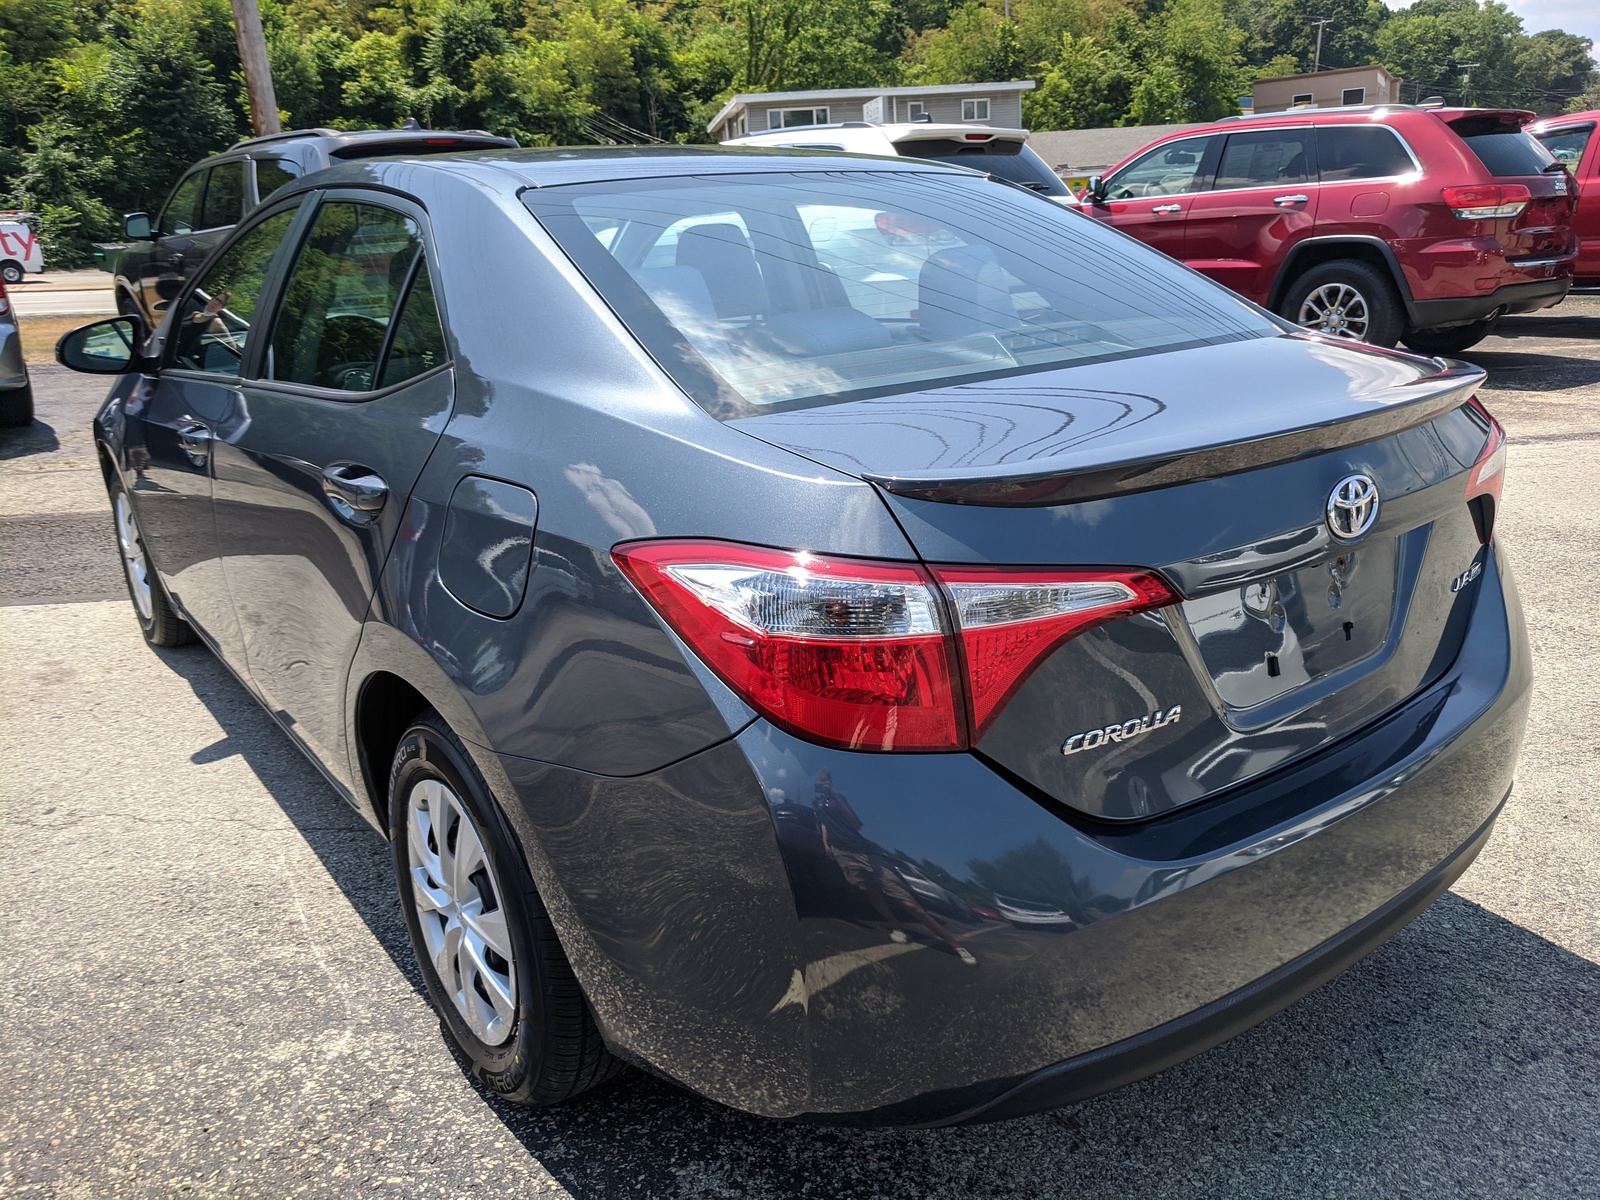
left=1296, top=282, right=1371, bottom=341
left=115, top=492, right=155, bottom=622
left=405, top=779, right=519, bottom=1046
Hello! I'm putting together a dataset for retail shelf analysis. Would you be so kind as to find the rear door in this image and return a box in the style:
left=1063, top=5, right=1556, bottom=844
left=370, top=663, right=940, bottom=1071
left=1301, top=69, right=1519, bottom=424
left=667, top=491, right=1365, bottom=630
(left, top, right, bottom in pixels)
left=1181, top=126, right=1318, bottom=303
left=212, top=190, right=454, bottom=786
left=1082, top=135, right=1221, bottom=261
left=1531, top=120, right=1599, bottom=279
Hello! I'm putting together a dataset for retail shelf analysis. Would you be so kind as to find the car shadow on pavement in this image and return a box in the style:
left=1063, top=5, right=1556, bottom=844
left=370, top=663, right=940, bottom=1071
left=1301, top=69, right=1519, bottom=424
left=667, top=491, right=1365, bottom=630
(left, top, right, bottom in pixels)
left=0, top=417, right=60, bottom=460
left=152, top=641, right=1600, bottom=1199
left=1494, top=312, right=1600, bottom=342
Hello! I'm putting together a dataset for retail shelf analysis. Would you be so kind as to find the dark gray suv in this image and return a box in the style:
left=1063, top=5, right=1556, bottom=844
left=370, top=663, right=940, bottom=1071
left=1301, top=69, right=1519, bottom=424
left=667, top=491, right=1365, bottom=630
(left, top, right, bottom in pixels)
left=59, top=146, right=1529, bottom=1126
left=113, top=126, right=516, bottom=327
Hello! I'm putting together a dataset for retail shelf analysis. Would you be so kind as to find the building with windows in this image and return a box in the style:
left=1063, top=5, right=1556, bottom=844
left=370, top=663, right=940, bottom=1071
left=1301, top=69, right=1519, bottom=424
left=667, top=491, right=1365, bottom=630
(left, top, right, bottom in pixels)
left=1252, top=65, right=1403, bottom=115
left=706, top=81, right=1035, bottom=141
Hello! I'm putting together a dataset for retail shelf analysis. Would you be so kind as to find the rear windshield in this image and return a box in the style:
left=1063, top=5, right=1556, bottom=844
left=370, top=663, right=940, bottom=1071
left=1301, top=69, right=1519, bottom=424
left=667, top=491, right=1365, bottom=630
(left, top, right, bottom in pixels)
left=894, top=140, right=1069, bottom=196
left=1458, top=130, right=1558, bottom=177
left=524, top=171, right=1276, bottom=417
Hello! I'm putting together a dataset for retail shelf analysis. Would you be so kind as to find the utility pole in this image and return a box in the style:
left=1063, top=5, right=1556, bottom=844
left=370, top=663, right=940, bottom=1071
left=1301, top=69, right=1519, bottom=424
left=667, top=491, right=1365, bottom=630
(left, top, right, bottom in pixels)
left=229, top=0, right=280, bottom=137
left=1311, top=18, right=1334, bottom=73
left=1456, top=62, right=1479, bottom=107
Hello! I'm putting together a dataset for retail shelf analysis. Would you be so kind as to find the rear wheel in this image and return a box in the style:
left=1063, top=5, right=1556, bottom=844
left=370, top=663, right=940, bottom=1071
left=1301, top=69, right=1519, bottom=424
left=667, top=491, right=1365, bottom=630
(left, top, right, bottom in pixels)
left=0, top=381, right=31, bottom=428
left=1279, top=260, right=1404, bottom=348
left=0, top=260, right=22, bottom=285
left=109, top=478, right=195, bottom=646
left=1402, top=317, right=1499, bottom=357
left=390, top=711, right=624, bottom=1106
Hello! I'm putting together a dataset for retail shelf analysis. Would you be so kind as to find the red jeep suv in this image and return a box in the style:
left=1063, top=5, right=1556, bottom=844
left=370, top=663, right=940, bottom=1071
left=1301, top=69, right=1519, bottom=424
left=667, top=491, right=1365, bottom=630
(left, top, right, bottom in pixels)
left=1076, top=105, right=1576, bottom=354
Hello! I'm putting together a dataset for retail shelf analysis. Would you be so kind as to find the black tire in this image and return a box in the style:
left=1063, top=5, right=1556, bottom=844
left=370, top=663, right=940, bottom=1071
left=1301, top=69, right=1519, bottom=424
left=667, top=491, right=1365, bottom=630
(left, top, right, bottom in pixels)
left=0, top=260, right=22, bottom=285
left=0, top=381, right=32, bottom=428
left=390, top=711, right=624, bottom=1106
left=1402, top=317, right=1499, bottom=357
left=1278, top=260, right=1404, bottom=348
left=107, top=475, right=195, bottom=646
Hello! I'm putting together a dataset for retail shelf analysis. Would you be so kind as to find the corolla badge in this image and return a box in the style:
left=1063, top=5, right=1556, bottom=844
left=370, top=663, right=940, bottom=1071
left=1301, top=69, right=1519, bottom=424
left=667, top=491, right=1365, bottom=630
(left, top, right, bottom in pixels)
left=1326, top=473, right=1380, bottom=542
left=1062, top=705, right=1181, bottom=756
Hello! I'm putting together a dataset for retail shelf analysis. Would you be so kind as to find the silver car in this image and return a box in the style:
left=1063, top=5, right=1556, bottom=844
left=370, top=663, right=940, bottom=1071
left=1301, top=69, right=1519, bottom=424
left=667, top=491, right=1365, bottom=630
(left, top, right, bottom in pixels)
left=0, top=275, right=30, bottom=427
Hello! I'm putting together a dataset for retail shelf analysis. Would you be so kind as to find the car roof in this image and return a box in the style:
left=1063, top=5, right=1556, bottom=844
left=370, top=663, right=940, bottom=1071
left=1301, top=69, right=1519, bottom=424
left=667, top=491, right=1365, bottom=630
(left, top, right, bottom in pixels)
left=1530, top=109, right=1600, bottom=130
left=269, top=144, right=983, bottom=197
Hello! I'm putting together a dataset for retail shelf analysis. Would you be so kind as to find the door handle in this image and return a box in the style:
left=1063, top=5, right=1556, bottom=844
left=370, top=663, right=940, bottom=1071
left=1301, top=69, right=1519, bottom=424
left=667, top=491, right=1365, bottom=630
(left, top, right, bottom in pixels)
left=1151, top=203, right=1183, bottom=214
left=1273, top=194, right=1310, bottom=206
left=321, top=463, right=388, bottom=524
left=177, top=421, right=211, bottom=466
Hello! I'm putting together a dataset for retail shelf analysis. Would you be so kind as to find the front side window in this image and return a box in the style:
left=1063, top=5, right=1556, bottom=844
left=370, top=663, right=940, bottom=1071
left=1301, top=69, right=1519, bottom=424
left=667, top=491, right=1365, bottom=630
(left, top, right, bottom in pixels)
left=527, top=170, right=1277, bottom=417
left=254, top=159, right=300, bottom=203
left=161, top=172, right=206, bottom=236
left=200, top=161, right=245, bottom=230
left=269, top=201, right=429, bottom=392
left=1105, top=137, right=1217, bottom=199
left=962, top=99, right=990, bottom=122
left=1317, top=126, right=1415, bottom=181
left=1213, top=129, right=1312, bottom=191
left=1532, top=124, right=1592, bottom=172
left=171, top=208, right=299, bottom=374
left=770, top=108, right=827, bottom=130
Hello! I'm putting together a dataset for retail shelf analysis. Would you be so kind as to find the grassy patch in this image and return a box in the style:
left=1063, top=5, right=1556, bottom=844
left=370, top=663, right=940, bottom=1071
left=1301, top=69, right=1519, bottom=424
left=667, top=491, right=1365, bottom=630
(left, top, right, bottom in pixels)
left=15, top=316, right=93, bottom=366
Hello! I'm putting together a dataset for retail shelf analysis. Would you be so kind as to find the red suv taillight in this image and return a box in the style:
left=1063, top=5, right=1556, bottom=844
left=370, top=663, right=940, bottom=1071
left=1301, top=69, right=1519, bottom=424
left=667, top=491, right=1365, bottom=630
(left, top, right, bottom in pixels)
left=0, top=276, right=9, bottom=316
left=612, top=539, right=1177, bottom=752
left=1464, top=397, right=1507, bottom=543
left=1442, top=184, right=1531, bottom=220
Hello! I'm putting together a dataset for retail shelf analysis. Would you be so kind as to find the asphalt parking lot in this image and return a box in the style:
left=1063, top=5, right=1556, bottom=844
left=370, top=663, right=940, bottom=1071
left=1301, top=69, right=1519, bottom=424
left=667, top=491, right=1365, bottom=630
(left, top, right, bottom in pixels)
left=3, top=304, right=1598, bottom=1198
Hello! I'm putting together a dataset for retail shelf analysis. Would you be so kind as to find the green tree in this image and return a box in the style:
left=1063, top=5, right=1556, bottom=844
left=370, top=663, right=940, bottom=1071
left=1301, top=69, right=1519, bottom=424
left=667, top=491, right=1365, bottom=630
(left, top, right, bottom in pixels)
left=3, top=117, right=116, bottom=267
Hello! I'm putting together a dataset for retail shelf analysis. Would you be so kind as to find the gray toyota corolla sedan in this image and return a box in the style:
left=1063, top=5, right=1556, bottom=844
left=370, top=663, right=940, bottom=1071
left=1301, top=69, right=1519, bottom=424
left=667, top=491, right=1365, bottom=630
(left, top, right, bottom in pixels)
left=56, top=146, right=1529, bottom=1126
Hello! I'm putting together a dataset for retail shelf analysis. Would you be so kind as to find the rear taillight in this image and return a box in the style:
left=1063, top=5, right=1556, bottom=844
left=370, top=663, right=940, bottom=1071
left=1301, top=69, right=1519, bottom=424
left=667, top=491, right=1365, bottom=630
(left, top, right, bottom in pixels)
left=1442, top=184, right=1531, bottom=219
left=0, top=276, right=9, bottom=315
left=935, top=568, right=1178, bottom=738
left=1464, top=397, right=1507, bottom=543
left=612, top=540, right=1177, bottom=752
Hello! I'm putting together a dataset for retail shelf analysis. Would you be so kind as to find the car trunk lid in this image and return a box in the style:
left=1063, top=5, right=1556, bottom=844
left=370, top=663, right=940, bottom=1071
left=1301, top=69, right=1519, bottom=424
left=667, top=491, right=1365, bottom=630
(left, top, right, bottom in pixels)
left=734, top=333, right=1493, bottom=820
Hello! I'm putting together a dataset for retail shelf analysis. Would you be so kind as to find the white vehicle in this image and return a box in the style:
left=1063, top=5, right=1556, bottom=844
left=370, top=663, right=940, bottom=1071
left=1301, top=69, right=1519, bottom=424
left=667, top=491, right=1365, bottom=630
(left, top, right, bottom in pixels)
left=0, top=217, right=43, bottom=283
left=725, top=121, right=1073, bottom=202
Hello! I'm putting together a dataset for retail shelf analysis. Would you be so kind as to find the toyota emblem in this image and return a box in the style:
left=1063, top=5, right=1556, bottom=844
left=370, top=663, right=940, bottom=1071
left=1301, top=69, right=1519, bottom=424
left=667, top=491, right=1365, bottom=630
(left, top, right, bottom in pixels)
left=1327, top=473, right=1380, bottom=541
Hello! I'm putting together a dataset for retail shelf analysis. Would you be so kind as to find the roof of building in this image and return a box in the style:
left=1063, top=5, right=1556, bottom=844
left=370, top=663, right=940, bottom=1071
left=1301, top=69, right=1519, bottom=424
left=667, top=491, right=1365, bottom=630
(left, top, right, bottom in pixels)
left=707, top=81, right=1035, bottom=134
left=1254, top=63, right=1400, bottom=85
left=1026, top=124, right=1206, bottom=173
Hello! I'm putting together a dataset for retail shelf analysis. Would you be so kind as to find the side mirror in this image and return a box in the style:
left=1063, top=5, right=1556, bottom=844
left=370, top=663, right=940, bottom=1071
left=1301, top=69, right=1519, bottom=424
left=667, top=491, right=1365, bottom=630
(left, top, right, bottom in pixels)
left=1087, top=175, right=1108, bottom=202
left=123, top=212, right=153, bottom=241
left=56, top=315, right=148, bottom=375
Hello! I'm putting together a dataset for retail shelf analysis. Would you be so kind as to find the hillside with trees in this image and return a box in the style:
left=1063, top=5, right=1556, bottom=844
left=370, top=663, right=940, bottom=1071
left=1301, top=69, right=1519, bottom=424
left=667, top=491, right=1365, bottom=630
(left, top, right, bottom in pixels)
left=1, top=0, right=1595, bottom=265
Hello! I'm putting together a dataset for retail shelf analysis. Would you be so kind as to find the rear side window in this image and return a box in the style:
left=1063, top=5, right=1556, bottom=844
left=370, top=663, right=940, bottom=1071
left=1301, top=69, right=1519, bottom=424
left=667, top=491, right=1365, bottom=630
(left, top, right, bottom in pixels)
left=171, top=208, right=299, bottom=374
left=269, top=201, right=428, bottom=391
left=1534, top=125, right=1592, bottom=171
left=1458, top=130, right=1558, bottom=177
left=378, top=264, right=447, bottom=388
left=896, top=141, right=1069, bottom=196
left=1213, top=129, right=1313, bottom=190
left=1105, top=137, right=1217, bottom=199
left=162, top=172, right=206, bottom=236
left=201, top=162, right=245, bottom=229
left=254, top=159, right=300, bottom=203
left=1317, top=126, right=1416, bottom=181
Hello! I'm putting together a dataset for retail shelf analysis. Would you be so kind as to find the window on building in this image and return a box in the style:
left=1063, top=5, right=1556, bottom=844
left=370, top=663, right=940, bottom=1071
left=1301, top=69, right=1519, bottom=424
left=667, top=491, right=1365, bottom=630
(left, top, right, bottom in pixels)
left=1291, top=93, right=1315, bottom=107
left=907, top=102, right=926, bottom=121
left=961, top=98, right=990, bottom=122
left=1342, top=87, right=1366, bottom=106
left=770, top=108, right=828, bottom=130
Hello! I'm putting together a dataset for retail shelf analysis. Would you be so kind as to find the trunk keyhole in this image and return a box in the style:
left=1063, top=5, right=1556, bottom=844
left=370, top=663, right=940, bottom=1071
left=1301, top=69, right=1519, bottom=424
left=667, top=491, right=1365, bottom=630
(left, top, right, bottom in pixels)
left=1266, top=654, right=1281, bottom=677
left=1343, top=621, right=1354, bottom=641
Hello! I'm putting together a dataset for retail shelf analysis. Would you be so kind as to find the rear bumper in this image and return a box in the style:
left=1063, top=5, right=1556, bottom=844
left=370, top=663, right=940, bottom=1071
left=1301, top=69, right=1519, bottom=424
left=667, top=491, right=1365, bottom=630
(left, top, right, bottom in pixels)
left=496, top=544, right=1531, bottom=1123
left=1409, top=276, right=1572, bottom=329
left=0, top=325, right=27, bottom=389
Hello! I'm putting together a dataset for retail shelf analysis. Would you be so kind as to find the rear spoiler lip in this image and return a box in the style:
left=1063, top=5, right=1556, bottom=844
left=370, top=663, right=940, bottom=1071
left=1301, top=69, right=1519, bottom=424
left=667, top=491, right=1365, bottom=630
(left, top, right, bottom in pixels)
left=865, top=355, right=1486, bottom=507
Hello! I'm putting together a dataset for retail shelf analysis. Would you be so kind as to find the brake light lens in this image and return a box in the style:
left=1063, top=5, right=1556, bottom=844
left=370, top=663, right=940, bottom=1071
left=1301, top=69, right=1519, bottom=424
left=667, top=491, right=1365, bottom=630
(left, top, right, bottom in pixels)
left=1464, top=397, right=1506, bottom=542
left=612, top=540, right=1178, bottom=752
left=936, top=568, right=1179, bottom=738
left=1442, top=184, right=1531, bottom=219
left=0, top=276, right=9, bottom=315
